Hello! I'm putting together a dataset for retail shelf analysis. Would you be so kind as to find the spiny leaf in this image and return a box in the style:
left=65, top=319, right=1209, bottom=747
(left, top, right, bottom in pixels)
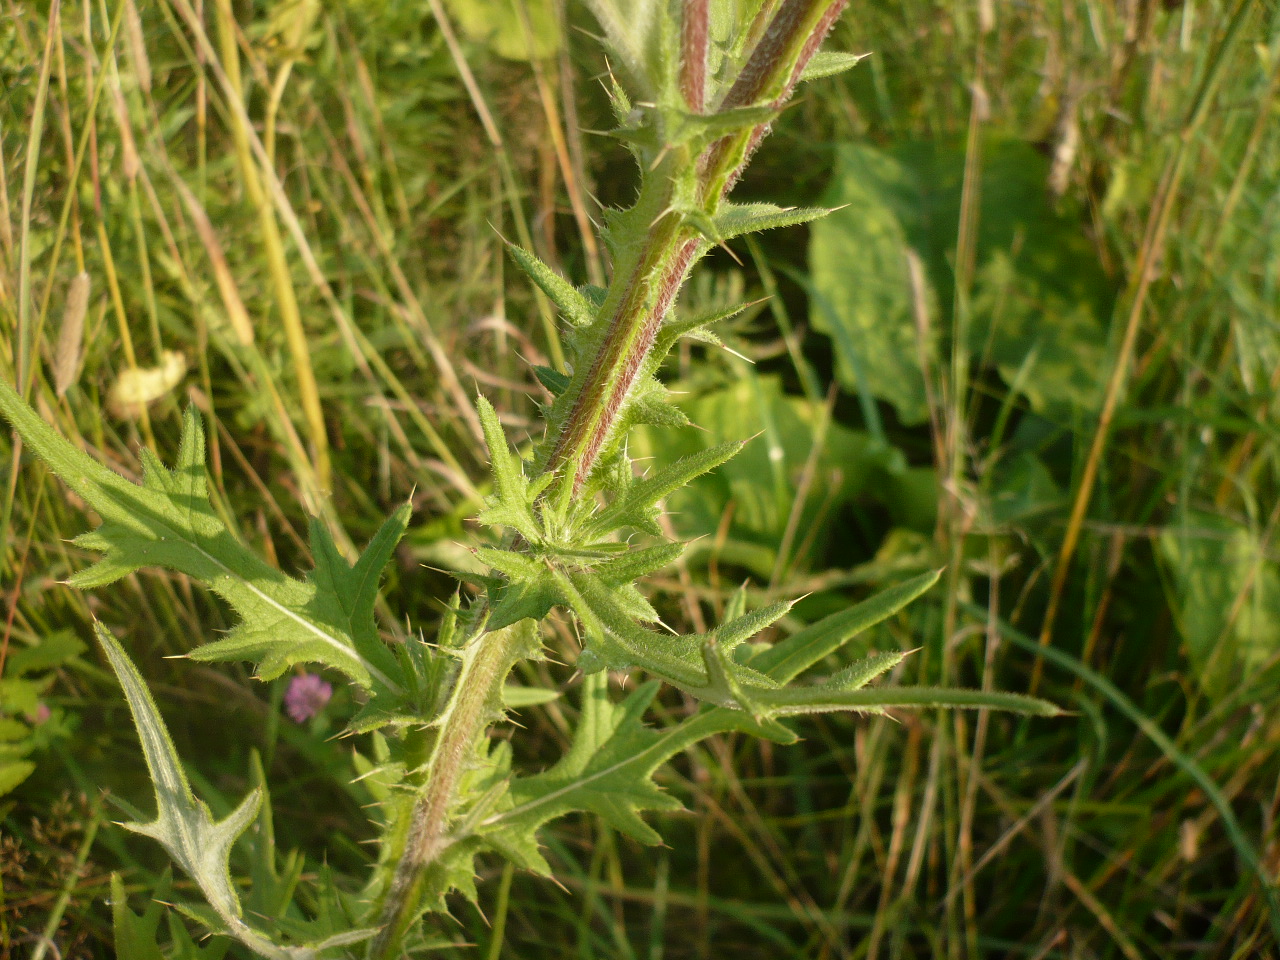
left=712, top=202, right=831, bottom=242
left=484, top=676, right=682, bottom=867
left=625, top=390, right=692, bottom=429
left=506, top=243, right=595, bottom=328
left=472, top=679, right=797, bottom=873
left=488, top=571, right=564, bottom=632
left=593, top=541, right=685, bottom=585
left=475, top=395, right=541, bottom=543
left=752, top=570, right=942, bottom=683
left=0, top=381, right=406, bottom=695
left=94, top=622, right=309, bottom=960
left=799, top=50, right=870, bottom=83
left=562, top=570, right=778, bottom=706
left=191, top=507, right=409, bottom=691
left=655, top=301, right=752, bottom=356
left=584, top=439, right=747, bottom=538
left=753, top=684, right=1063, bottom=718
left=713, top=599, right=793, bottom=652
left=826, top=650, right=910, bottom=690
left=671, top=104, right=780, bottom=145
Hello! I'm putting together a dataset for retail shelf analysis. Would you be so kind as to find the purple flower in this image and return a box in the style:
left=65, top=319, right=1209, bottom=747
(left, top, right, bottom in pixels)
left=26, top=703, right=51, bottom=725
left=285, top=673, right=332, bottom=723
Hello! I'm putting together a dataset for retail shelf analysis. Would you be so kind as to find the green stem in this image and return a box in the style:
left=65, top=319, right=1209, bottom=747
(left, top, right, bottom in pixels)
left=367, top=623, right=526, bottom=959
left=367, top=3, right=850, bottom=952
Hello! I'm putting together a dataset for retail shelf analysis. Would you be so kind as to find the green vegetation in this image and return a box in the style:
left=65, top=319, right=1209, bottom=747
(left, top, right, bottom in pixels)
left=2, top=0, right=1279, bottom=958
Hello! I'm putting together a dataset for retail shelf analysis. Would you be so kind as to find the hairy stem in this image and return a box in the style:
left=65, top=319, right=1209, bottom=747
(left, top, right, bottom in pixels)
left=367, top=623, right=525, bottom=959
left=370, top=2, right=849, bottom=950
left=548, top=0, right=846, bottom=498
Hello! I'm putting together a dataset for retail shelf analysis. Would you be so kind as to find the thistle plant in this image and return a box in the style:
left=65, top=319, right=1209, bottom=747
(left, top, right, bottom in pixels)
left=0, top=1, right=1058, bottom=956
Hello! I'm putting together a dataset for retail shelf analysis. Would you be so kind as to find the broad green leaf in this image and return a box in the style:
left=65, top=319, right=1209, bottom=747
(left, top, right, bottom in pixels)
left=1159, top=511, right=1280, bottom=700
left=0, top=381, right=407, bottom=694
left=969, top=252, right=1106, bottom=412
left=444, top=0, right=560, bottom=61
left=810, top=137, right=1113, bottom=422
left=808, top=143, right=930, bottom=424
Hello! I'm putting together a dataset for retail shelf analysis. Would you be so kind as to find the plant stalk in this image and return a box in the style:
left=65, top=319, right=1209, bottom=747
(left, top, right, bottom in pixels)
left=367, top=623, right=526, bottom=958
left=369, top=3, right=848, bottom=953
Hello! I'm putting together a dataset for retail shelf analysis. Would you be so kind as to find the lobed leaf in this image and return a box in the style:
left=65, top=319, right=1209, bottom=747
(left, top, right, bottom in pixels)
left=0, top=380, right=407, bottom=695
left=94, top=622, right=308, bottom=960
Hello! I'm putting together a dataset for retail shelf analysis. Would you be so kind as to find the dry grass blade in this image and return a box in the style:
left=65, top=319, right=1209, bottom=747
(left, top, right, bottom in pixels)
left=53, top=271, right=89, bottom=396
left=170, top=176, right=254, bottom=347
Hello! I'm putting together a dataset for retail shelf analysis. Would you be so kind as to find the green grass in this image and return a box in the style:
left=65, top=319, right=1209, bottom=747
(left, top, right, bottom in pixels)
left=3, top=0, right=1280, bottom=958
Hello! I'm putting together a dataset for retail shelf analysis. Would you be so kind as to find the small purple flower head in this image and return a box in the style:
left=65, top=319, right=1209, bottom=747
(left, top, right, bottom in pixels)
left=285, top=673, right=332, bottom=723
left=26, top=702, right=51, bottom=725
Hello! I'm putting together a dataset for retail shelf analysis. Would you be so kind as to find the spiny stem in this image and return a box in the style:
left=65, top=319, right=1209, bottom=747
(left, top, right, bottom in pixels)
left=367, top=623, right=524, bottom=959
left=370, top=3, right=850, bottom=952
left=547, top=0, right=846, bottom=500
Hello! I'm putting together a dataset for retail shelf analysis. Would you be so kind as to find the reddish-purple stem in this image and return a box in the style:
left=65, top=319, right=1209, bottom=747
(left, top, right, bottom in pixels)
left=681, top=0, right=709, bottom=112
left=550, top=0, right=847, bottom=495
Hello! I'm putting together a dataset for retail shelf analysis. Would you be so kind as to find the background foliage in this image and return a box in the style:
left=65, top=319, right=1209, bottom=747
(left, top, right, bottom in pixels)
left=2, top=0, right=1279, bottom=957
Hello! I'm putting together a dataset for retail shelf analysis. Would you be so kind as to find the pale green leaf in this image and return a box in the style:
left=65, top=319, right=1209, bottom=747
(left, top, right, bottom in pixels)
left=443, top=0, right=560, bottom=61
left=506, top=244, right=594, bottom=328
left=94, top=622, right=309, bottom=959
left=799, top=50, right=869, bottom=82
left=711, top=202, right=830, bottom=242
